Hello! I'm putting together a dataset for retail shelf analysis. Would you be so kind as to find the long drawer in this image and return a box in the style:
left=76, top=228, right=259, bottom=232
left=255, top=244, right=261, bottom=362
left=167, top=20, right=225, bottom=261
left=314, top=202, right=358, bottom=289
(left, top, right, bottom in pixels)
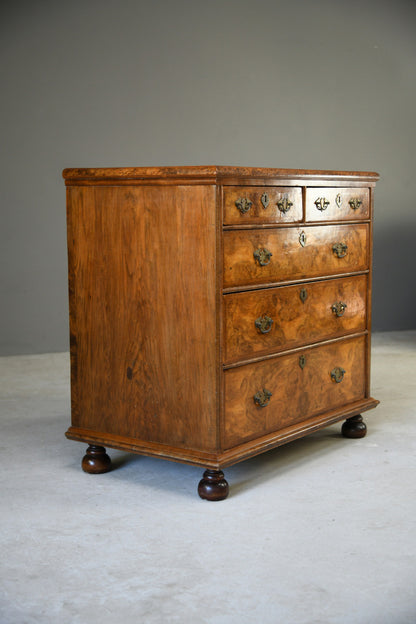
left=223, top=336, right=366, bottom=448
left=223, top=224, right=368, bottom=289
left=223, top=275, right=367, bottom=364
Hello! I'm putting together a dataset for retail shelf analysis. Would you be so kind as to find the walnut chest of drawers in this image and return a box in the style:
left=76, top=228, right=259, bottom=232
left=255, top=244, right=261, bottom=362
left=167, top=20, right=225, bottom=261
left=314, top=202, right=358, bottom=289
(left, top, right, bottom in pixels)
left=64, top=166, right=379, bottom=500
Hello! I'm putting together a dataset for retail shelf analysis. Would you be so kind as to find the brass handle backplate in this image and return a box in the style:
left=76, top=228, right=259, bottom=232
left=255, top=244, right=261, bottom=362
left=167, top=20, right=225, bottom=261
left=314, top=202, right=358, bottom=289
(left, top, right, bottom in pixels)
left=235, top=197, right=252, bottom=214
left=277, top=197, right=293, bottom=214
left=315, top=197, right=330, bottom=211
left=254, top=247, right=273, bottom=266
left=332, top=301, right=347, bottom=317
left=349, top=197, right=362, bottom=210
left=255, top=315, right=274, bottom=334
left=331, top=367, right=346, bottom=383
left=332, top=242, right=348, bottom=258
left=254, top=388, right=273, bottom=407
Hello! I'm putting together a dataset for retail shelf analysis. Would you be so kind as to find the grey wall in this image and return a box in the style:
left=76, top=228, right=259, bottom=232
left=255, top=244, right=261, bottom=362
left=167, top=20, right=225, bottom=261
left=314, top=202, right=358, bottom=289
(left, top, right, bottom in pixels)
left=1, top=0, right=415, bottom=355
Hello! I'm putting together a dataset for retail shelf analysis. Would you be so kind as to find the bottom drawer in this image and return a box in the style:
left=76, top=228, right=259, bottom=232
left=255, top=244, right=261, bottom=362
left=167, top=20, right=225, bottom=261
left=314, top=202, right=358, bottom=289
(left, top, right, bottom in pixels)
left=223, top=336, right=366, bottom=448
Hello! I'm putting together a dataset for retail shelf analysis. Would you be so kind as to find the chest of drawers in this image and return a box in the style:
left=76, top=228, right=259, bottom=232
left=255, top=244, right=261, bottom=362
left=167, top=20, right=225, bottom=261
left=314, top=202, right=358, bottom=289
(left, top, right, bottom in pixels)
left=64, top=166, right=379, bottom=500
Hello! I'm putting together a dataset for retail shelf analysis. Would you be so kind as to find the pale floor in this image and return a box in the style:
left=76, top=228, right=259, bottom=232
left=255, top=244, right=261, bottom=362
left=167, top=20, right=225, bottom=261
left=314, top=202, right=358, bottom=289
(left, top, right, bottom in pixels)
left=0, top=331, right=415, bottom=624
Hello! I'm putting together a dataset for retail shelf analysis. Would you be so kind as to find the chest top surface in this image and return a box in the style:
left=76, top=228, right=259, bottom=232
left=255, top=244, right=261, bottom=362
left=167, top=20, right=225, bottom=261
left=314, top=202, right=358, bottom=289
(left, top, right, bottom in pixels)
left=63, top=166, right=379, bottom=185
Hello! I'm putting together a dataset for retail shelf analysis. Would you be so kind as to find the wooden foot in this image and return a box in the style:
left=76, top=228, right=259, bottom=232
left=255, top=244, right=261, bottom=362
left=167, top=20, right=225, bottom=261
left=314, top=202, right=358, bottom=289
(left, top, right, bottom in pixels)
left=198, top=469, right=229, bottom=501
left=81, top=445, right=112, bottom=474
left=342, top=415, right=367, bottom=439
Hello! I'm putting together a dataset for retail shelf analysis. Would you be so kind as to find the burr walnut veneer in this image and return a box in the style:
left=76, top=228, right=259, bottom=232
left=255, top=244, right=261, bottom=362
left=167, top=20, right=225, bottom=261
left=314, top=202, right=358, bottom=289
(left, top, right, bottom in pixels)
left=64, top=166, right=379, bottom=500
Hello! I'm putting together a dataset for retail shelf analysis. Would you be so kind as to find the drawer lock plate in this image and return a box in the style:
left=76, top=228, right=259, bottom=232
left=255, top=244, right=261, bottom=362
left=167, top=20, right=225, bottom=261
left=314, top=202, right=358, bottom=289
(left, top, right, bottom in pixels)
left=261, top=193, right=269, bottom=209
left=299, top=231, right=307, bottom=247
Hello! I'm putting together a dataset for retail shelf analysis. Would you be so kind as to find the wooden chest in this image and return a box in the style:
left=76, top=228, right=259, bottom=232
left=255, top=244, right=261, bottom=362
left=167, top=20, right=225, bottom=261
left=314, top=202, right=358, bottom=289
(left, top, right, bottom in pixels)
left=64, top=166, right=379, bottom=500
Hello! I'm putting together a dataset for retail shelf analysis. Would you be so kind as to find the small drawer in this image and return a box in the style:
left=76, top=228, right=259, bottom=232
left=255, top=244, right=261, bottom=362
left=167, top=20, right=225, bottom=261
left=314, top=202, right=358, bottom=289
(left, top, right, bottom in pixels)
left=223, top=186, right=302, bottom=225
left=306, top=187, right=369, bottom=222
left=223, top=275, right=367, bottom=364
left=223, top=336, right=366, bottom=448
left=223, top=224, right=369, bottom=289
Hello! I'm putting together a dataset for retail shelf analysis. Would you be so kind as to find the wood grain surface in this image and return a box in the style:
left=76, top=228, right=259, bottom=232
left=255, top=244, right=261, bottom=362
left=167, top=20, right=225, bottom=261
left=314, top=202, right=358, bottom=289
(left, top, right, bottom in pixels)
left=223, top=186, right=302, bottom=225
left=223, top=224, right=369, bottom=288
left=67, top=184, right=218, bottom=451
left=223, top=336, right=367, bottom=448
left=305, top=187, right=369, bottom=222
left=63, top=166, right=379, bottom=185
left=223, top=275, right=367, bottom=363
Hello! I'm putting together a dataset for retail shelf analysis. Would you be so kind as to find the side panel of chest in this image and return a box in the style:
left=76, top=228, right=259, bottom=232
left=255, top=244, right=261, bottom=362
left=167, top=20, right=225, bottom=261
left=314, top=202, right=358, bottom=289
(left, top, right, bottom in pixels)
left=67, top=184, right=219, bottom=451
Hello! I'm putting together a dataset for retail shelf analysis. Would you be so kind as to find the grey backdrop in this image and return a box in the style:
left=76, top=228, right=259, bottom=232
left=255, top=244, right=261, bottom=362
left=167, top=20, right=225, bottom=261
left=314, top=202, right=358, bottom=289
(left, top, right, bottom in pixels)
left=1, top=0, right=415, bottom=355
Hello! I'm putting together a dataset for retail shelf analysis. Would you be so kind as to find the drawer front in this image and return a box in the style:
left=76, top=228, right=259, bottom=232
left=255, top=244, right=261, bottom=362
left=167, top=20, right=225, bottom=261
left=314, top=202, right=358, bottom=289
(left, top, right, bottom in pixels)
left=223, top=275, right=367, bottom=364
left=306, top=187, right=369, bottom=222
left=223, top=224, right=369, bottom=289
left=223, top=187, right=302, bottom=225
left=223, top=336, right=366, bottom=448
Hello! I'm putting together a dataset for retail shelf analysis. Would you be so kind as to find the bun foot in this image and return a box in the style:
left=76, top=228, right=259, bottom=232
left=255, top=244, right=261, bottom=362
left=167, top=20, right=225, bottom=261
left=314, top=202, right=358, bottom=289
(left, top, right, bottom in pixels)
left=198, top=469, right=229, bottom=501
left=342, top=415, right=367, bottom=439
left=82, top=445, right=112, bottom=474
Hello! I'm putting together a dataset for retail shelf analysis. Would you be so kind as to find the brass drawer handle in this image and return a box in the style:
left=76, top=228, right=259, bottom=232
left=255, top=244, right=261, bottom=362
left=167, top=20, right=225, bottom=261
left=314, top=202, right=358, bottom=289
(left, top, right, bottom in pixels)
left=277, top=197, right=293, bottom=214
left=254, top=388, right=272, bottom=407
left=331, top=301, right=347, bottom=317
left=331, top=367, right=346, bottom=383
left=349, top=197, right=362, bottom=210
left=254, top=247, right=273, bottom=266
left=332, top=242, right=348, bottom=258
left=235, top=197, right=252, bottom=214
left=314, top=197, right=330, bottom=211
left=255, top=315, right=274, bottom=334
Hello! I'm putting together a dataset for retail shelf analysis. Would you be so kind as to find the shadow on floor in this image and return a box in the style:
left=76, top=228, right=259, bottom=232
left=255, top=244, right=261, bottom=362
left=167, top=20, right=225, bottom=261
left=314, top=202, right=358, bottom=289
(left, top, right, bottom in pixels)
left=82, top=423, right=352, bottom=500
